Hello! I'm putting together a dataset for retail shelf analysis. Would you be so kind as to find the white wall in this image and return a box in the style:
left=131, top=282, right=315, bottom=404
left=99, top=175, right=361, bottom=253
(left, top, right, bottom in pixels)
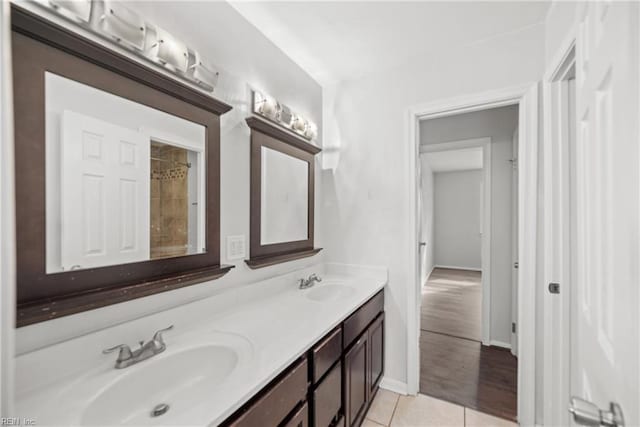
left=323, top=24, right=544, bottom=386
left=544, top=2, right=581, bottom=65
left=421, top=106, right=518, bottom=345
left=15, top=1, right=324, bottom=354
left=433, top=170, right=482, bottom=270
left=419, top=157, right=434, bottom=284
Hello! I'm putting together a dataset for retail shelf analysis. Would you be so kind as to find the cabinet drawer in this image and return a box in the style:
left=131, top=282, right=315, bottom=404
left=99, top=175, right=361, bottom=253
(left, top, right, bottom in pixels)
left=343, top=291, right=384, bottom=349
left=227, top=357, right=308, bottom=427
left=283, top=402, right=309, bottom=427
left=313, top=361, right=342, bottom=427
left=311, top=327, right=342, bottom=384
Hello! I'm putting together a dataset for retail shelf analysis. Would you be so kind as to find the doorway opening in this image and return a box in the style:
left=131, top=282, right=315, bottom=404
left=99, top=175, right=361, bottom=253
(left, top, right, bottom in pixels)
left=417, top=106, right=519, bottom=421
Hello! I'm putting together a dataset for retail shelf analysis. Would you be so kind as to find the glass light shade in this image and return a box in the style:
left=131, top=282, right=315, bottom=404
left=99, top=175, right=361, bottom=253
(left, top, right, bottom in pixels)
left=49, top=0, right=92, bottom=23
left=292, top=115, right=307, bottom=133
left=190, top=51, right=219, bottom=91
left=254, top=91, right=279, bottom=120
left=277, top=104, right=293, bottom=127
left=304, top=121, right=318, bottom=140
left=148, top=26, right=189, bottom=73
left=99, top=0, right=146, bottom=50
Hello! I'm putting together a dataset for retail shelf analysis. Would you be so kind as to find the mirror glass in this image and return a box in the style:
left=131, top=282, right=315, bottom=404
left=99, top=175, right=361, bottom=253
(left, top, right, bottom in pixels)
left=45, top=72, right=206, bottom=273
left=260, top=146, right=309, bottom=245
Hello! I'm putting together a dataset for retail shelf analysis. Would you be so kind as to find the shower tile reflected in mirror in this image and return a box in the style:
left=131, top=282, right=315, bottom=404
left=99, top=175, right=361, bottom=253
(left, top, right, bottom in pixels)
left=150, top=142, right=200, bottom=259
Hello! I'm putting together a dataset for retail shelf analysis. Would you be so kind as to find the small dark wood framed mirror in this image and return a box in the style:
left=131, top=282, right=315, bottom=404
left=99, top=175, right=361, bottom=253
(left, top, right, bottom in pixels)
left=12, top=7, right=233, bottom=326
left=245, top=117, right=322, bottom=269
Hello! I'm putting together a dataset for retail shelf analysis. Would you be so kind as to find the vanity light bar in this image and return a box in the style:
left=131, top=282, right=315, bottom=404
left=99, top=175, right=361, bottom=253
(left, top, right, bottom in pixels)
left=253, top=90, right=318, bottom=141
left=39, top=0, right=220, bottom=93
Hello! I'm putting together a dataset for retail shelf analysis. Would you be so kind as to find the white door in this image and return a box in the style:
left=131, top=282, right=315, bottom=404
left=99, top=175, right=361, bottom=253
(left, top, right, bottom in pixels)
left=417, top=153, right=425, bottom=284
left=571, top=2, right=639, bottom=425
left=61, top=111, right=150, bottom=270
left=511, top=129, right=518, bottom=356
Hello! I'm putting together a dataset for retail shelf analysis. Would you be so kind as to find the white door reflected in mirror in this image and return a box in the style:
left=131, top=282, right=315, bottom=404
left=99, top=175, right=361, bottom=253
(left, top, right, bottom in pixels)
left=260, top=146, right=308, bottom=245
left=45, top=72, right=207, bottom=273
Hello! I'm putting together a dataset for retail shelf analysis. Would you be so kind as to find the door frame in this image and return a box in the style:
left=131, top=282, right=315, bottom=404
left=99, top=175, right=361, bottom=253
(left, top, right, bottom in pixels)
left=542, top=27, right=577, bottom=427
left=0, top=0, right=15, bottom=417
left=420, top=137, right=492, bottom=346
left=405, top=82, right=539, bottom=425
left=511, top=128, right=519, bottom=356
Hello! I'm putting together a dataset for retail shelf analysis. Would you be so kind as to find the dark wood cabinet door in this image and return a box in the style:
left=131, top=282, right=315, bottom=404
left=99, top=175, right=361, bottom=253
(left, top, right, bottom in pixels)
left=368, top=313, right=384, bottom=395
left=313, top=361, right=342, bottom=427
left=344, top=334, right=368, bottom=427
left=283, top=402, right=309, bottom=427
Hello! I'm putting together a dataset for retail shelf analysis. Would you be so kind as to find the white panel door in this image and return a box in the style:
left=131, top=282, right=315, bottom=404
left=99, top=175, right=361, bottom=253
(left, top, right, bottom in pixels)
left=510, top=129, right=518, bottom=356
left=572, top=2, right=639, bottom=425
left=61, top=111, right=150, bottom=270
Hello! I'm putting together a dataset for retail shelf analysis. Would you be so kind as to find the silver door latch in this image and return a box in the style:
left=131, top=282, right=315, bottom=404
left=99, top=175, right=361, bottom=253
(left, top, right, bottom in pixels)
left=569, top=397, right=624, bottom=427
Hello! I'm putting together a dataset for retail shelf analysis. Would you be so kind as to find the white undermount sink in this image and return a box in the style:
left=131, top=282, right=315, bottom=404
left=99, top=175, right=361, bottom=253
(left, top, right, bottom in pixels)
left=82, top=344, right=238, bottom=425
left=304, top=283, right=355, bottom=302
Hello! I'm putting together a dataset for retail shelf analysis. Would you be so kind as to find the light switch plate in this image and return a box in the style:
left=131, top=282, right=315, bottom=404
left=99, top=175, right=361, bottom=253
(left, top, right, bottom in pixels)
left=226, top=235, right=246, bottom=260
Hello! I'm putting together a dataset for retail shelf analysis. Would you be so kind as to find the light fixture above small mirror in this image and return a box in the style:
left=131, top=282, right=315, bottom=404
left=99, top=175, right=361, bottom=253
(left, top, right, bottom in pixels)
left=252, top=90, right=318, bottom=142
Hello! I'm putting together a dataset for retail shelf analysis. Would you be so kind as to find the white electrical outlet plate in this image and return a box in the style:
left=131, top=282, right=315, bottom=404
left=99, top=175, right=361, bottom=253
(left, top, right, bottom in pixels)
left=226, top=235, right=246, bottom=260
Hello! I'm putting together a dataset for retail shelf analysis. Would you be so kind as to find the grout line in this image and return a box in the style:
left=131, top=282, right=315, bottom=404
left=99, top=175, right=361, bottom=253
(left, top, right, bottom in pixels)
left=387, top=393, right=401, bottom=427
left=464, top=406, right=466, bottom=427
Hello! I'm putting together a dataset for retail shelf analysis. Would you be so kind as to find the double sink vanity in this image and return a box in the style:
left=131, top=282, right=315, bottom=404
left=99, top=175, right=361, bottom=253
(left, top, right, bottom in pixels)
left=9, top=4, right=387, bottom=427
left=15, top=265, right=386, bottom=426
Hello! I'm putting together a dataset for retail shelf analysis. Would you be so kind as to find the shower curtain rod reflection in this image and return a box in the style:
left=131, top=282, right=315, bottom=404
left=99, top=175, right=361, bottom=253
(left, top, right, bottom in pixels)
left=151, top=157, right=192, bottom=168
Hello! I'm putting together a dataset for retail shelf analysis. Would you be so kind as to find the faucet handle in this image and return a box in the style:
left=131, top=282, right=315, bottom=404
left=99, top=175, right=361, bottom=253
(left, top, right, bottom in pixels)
left=152, top=325, right=174, bottom=346
left=103, top=344, right=133, bottom=359
left=309, top=273, right=322, bottom=282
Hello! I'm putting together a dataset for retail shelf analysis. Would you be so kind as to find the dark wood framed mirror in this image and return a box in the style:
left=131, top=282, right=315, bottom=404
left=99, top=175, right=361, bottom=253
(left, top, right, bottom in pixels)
left=12, top=6, right=233, bottom=326
left=245, top=117, right=322, bottom=269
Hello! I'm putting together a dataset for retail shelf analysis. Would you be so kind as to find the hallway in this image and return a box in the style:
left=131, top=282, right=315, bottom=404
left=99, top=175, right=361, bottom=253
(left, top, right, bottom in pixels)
left=420, top=268, right=518, bottom=421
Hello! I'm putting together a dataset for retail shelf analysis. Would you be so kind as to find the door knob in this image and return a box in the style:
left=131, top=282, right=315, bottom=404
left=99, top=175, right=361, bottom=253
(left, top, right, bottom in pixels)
left=569, top=397, right=624, bottom=427
left=419, top=242, right=426, bottom=247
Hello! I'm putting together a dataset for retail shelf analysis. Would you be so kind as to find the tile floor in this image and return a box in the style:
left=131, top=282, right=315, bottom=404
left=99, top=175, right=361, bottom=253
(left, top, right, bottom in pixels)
left=364, top=389, right=517, bottom=427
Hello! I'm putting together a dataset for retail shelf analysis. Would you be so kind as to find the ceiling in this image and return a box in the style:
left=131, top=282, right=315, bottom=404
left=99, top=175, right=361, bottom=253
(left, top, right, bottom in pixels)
left=423, top=147, right=483, bottom=173
left=229, top=1, right=551, bottom=84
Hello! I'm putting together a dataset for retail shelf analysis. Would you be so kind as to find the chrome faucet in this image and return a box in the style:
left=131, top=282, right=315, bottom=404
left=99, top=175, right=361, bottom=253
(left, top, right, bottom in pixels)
left=298, top=273, right=322, bottom=289
left=103, top=325, right=173, bottom=369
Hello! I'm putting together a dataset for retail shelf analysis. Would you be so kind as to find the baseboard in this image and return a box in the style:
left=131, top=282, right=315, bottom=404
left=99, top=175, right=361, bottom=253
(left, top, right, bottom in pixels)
left=423, top=265, right=436, bottom=283
left=434, top=264, right=482, bottom=272
left=489, top=339, right=512, bottom=350
left=379, top=377, right=408, bottom=395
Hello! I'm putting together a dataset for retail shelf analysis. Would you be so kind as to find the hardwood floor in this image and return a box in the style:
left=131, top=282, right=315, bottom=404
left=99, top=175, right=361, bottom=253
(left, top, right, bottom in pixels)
left=421, top=268, right=482, bottom=341
left=420, top=268, right=518, bottom=421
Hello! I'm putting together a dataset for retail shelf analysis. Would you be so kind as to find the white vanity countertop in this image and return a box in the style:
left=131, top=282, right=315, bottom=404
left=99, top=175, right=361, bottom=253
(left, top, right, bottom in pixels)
left=14, top=263, right=387, bottom=426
